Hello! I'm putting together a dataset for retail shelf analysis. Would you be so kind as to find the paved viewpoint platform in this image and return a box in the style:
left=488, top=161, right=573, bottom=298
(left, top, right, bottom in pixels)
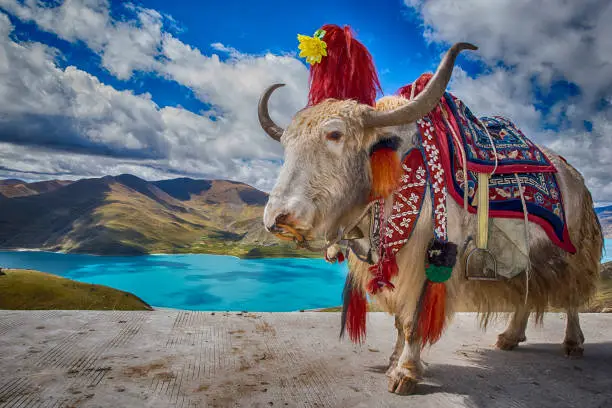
left=0, top=311, right=611, bottom=408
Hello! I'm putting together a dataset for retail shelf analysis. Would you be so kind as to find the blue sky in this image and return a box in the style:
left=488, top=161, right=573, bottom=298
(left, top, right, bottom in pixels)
left=0, top=0, right=610, bottom=203
left=7, top=0, right=467, bottom=109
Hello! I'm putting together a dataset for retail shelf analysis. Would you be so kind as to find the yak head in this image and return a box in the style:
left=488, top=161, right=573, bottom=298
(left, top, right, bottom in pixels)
left=259, top=43, right=476, bottom=247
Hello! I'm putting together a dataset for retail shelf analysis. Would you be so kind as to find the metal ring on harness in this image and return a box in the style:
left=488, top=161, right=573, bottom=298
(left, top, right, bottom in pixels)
left=465, top=247, right=498, bottom=280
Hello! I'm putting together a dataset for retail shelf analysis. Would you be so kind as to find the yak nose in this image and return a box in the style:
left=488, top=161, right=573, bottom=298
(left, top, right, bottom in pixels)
left=266, top=212, right=294, bottom=233
left=264, top=195, right=316, bottom=234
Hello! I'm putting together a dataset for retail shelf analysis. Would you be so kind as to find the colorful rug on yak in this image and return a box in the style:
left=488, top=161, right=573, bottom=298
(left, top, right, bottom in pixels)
left=397, top=78, right=576, bottom=254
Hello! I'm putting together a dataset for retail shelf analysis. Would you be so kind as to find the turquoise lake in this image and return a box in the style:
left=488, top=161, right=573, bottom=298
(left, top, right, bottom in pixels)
left=0, top=238, right=610, bottom=311
left=0, top=251, right=349, bottom=311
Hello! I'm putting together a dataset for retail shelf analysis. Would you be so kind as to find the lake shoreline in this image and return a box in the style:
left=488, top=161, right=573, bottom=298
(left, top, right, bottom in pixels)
left=0, top=246, right=324, bottom=260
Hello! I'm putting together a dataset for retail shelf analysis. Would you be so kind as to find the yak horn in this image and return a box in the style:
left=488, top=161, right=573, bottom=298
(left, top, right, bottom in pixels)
left=258, top=83, right=286, bottom=141
left=363, top=42, right=478, bottom=128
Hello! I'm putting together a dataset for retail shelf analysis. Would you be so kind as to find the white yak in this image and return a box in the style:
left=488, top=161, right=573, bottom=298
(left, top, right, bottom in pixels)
left=258, top=43, right=603, bottom=395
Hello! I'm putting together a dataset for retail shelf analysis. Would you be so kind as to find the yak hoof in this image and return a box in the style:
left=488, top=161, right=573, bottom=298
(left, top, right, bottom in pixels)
left=563, top=340, right=584, bottom=358
left=496, top=333, right=527, bottom=351
left=387, top=367, right=420, bottom=395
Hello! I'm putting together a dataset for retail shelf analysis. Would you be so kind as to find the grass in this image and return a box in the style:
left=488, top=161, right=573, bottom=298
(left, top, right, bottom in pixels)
left=0, top=269, right=152, bottom=310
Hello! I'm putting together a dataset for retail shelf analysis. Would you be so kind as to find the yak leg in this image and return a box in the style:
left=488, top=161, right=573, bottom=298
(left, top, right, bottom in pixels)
left=496, top=305, right=530, bottom=350
left=563, top=307, right=585, bottom=358
left=386, top=316, right=405, bottom=376
left=387, top=323, right=423, bottom=395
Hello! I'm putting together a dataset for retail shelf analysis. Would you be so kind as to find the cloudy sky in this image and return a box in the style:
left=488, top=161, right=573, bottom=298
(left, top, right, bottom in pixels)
left=0, top=0, right=610, bottom=205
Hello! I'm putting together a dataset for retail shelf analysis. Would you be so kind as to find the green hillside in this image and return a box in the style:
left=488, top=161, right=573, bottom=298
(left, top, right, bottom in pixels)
left=0, top=269, right=152, bottom=310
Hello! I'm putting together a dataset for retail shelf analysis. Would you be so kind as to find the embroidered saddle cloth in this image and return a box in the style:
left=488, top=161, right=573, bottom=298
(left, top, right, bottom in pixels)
left=412, top=92, right=576, bottom=254
left=445, top=95, right=556, bottom=174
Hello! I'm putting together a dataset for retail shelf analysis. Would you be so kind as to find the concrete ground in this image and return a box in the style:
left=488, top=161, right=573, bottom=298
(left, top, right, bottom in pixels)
left=0, top=311, right=611, bottom=408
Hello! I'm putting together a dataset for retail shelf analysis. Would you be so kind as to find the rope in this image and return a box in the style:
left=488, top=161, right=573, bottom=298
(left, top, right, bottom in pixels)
left=514, top=173, right=531, bottom=305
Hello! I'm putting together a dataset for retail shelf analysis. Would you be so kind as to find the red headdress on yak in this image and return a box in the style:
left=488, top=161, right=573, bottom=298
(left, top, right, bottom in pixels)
left=298, top=25, right=401, bottom=200
left=298, top=24, right=406, bottom=344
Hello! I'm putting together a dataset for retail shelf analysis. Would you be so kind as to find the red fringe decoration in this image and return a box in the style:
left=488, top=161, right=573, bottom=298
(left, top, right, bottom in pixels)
left=367, top=248, right=399, bottom=294
left=381, top=249, right=399, bottom=281
left=416, top=280, right=447, bottom=348
left=369, top=147, right=401, bottom=200
left=337, top=251, right=345, bottom=263
left=346, top=287, right=367, bottom=343
left=308, top=24, right=382, bottom=107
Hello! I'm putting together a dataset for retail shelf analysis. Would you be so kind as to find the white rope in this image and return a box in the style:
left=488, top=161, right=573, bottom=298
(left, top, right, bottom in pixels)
left=515, top=173, right=531, bottom=305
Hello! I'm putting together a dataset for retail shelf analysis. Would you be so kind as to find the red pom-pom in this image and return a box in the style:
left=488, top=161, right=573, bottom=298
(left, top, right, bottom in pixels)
left=416, top=280, right=447, bottom=348
left=337, top=251, right=345, bottom=263
left=308, top=24, right=382, bottom=107
left=346, top=287, right=367, bottom=343
left=369, top=147, right=401, bottom=200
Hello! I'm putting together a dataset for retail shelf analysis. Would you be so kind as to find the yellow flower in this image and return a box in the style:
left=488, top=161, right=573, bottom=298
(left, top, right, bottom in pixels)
left=297, top=32, right=327, bottom=65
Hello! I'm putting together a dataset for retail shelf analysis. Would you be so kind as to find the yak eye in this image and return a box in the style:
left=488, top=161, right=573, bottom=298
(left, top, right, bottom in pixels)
left=325, top=131, right=343, bottom=141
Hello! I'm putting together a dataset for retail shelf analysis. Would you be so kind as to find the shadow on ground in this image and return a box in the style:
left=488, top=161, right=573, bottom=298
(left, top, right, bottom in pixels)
left=397, top=341, right=612, bottom=407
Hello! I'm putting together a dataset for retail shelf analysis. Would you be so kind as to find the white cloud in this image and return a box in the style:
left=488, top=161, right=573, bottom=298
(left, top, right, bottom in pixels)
left=0, top=0, right=163, bottom=79
left=0, top=1, right=311, bottom=191
left=406, top=0, right=612, bottom=202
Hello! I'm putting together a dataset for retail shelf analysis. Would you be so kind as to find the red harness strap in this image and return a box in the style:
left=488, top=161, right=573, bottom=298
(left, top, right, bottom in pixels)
left=366, top=149, right=427, bottom=295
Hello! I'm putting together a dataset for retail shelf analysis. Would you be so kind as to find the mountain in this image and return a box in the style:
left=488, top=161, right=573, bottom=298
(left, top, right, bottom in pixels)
left=0, top=175, right=316, bottom=258
left=0, top=179, right=73, bottom=198
left=596, top=206, right=612, bottom=238
left=153, top=178, right=268, bottom=205
left=2, top=174, right=606, bottom=257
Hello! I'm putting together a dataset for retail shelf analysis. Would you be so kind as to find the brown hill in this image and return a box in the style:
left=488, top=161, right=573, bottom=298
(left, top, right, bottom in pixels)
left=0, top=179, right=72, bottom=198
left=153, top=178, right=268, bottom=206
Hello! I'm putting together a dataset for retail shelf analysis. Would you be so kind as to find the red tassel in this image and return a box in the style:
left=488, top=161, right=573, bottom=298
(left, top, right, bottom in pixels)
left=366, top=274, right=395, bottom=294
left=337, top=251, right=345, bottom=263
left=346, top=288, right=367, bottom=343
left=370, top=148, right=401, bottom=200
left=308, top=24, right=382, bottom=107
left=381, top=249, right=398, bottom=281
left=416, top=281, right=447, bottom=347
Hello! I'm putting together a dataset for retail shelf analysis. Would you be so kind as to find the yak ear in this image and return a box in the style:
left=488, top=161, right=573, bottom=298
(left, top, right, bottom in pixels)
left=368, top=136, right=402, bottom=200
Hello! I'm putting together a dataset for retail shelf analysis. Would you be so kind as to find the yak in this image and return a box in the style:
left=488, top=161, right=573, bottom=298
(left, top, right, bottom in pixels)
left=257, top=43, right=603, bottom=395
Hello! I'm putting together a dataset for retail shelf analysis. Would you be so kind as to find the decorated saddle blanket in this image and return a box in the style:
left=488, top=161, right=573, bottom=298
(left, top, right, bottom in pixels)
left=385, top=79, right=576, bottom=254
left=444, top=95, right=556, bottom=174
left=408, top=91, right=576, bottom=253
